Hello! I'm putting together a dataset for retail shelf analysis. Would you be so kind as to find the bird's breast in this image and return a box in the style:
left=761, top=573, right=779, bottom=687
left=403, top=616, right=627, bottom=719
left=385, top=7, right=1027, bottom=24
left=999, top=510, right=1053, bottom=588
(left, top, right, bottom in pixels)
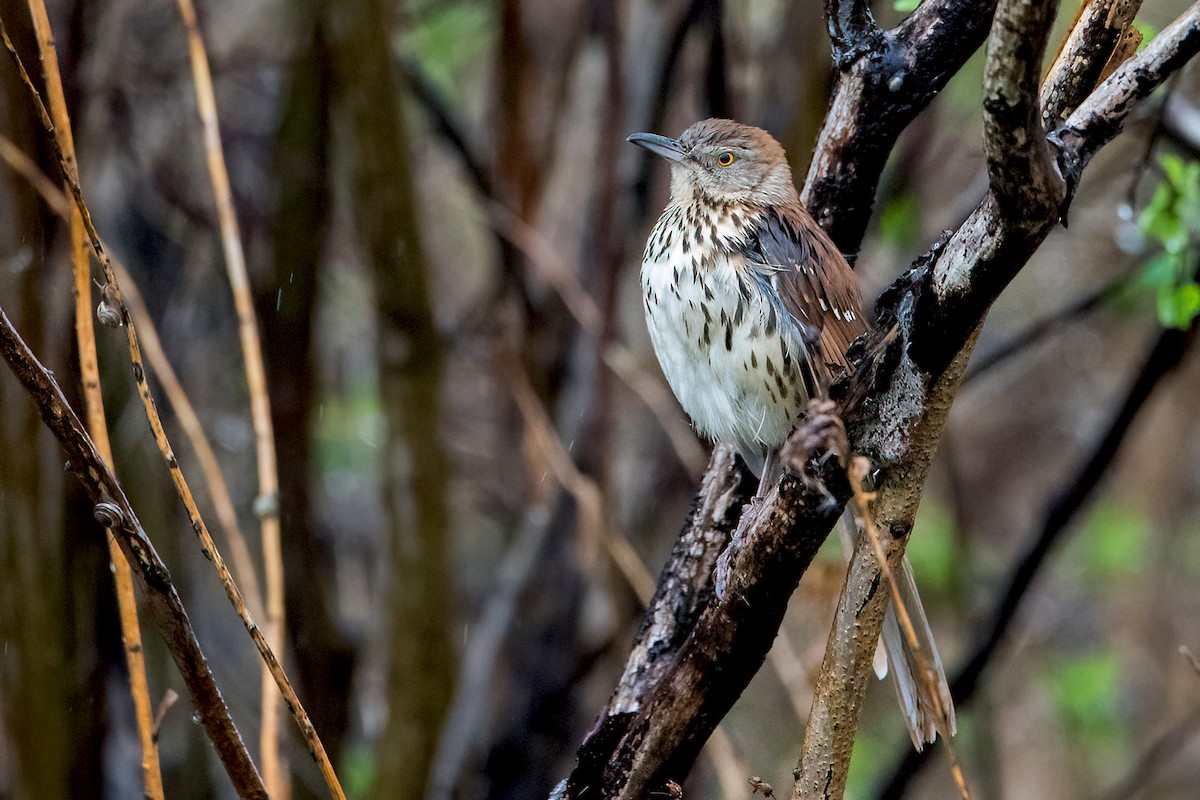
left=640, top=204, right=813, bottom=456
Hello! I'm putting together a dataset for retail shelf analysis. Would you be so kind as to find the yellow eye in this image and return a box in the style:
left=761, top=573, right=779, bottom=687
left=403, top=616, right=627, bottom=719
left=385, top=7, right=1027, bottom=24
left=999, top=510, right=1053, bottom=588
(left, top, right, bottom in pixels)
left=717, top=151, right=735, bottom=167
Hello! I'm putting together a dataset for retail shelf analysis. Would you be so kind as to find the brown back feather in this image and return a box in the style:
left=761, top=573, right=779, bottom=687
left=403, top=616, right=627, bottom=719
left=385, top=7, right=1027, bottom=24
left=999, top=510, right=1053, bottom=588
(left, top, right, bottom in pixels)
left=737, top=204, right=868, bottom=384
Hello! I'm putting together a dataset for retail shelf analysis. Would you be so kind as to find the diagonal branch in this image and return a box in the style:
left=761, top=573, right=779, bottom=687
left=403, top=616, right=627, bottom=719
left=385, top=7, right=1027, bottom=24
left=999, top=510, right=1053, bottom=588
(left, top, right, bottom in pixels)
left=803, top=0, right=998, bottom=256
left=0, top=308, right=268, bottom=799
left=20, top=0, right=165, bottom=794
left=1042, top=0, right=1143, bottom=127
left=557, top=5, right=1200, bottom=799
left=878, top=314, right=1200, bottom=799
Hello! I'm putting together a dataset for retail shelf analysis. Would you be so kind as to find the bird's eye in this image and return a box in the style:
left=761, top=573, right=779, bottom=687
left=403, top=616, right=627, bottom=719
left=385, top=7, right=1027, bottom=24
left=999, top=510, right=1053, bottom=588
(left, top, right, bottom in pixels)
left=717, top=151, right=735, bottom=167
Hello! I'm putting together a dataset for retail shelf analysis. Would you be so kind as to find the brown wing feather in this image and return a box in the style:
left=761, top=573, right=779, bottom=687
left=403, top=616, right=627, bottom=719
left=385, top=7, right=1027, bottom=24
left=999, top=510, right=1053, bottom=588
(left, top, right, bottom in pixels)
left=738, top=205, right=868, bottom=383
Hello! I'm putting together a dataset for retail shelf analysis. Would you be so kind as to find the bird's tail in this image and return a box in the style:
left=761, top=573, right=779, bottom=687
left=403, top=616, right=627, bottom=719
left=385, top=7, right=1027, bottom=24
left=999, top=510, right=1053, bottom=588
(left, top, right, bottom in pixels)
left=837, top=513, right=956, bottom=750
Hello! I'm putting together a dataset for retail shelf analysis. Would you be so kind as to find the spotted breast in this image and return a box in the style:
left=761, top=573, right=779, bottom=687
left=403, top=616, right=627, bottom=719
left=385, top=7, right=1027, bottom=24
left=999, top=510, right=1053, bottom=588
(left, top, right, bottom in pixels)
left=640, top=198, right=833, bottom=467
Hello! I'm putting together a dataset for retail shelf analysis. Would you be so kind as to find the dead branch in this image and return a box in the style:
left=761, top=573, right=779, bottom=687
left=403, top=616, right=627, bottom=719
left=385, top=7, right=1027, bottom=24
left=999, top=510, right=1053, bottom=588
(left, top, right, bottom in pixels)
left=21, top=0, right=164, bottom=793
left=0, top=308, right=268, bottom=799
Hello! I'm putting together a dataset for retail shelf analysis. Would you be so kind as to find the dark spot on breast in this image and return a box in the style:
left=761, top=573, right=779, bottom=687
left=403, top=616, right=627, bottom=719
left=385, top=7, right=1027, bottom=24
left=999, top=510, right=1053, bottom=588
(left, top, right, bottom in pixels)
left=724, top=324, right=732, bottom=350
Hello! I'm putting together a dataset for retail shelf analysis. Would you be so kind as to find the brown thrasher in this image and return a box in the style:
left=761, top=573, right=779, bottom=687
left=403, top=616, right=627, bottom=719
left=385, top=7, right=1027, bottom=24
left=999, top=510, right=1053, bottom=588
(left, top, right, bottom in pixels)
left=629, top=118, right=954, bottom=748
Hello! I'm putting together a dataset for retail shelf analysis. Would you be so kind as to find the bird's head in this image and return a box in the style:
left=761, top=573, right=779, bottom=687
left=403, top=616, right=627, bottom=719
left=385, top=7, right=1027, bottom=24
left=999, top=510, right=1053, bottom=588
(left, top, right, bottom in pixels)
left=628, top=118, right=799, bottom=207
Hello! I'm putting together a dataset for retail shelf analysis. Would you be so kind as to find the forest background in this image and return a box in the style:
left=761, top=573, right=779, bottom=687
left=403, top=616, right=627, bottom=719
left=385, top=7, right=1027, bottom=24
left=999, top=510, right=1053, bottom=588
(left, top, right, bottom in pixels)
left=2, top=0, right=1200, bottom=799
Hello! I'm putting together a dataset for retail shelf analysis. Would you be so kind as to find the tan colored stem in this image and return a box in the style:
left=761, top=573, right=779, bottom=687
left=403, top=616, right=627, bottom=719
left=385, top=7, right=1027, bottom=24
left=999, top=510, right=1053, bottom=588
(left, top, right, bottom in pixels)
left=170, top=0, right=287, bottom=792
left=22, top=2, right=165, bottom=796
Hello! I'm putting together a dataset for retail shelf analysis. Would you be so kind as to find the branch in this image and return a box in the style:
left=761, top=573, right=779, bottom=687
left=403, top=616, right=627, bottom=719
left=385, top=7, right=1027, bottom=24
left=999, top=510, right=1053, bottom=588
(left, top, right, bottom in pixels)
left=982, top=0, right=1064, bottom=221
left=0, top=308, right=268, bottom=799
left=0, top=14, right=346, bottom=795
left=823, top=0, right=882, bottom=68
left=1059, top=2, right=1200, bottom=173
left=800, top=5, right=1200, bottom=796
left=803, top=0, right=998, bottom=256
left=1042, top=0, right=1142, bottom=127
left=560, top=415, right=850, bottom=800
left=878, top=316, right=1200, bottom=799
left=558, top=4, right=1200, bottom=798
left=169, top=2, right=290, bottom=789
left=21, top=0, right=165, bottom=792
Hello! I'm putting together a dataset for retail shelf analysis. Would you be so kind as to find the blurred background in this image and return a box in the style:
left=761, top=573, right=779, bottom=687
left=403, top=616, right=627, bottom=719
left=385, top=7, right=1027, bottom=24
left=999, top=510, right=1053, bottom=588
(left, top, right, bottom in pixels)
left=2, top=0, right=1200, bottom=798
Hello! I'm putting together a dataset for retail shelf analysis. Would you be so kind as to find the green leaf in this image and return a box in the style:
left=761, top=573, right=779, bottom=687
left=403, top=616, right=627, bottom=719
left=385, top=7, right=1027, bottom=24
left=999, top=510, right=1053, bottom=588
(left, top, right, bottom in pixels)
left=894, top=0, right=921, bottom=11
left=1133, top=252, right=1179, bottom=292
left=1158, top=281, right=1200, bottom=328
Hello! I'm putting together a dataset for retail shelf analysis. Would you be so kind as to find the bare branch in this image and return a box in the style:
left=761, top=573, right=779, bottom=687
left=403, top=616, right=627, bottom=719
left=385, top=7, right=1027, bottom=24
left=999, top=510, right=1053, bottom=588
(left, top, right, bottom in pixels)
left=558, top=4, right=1200, bottom=798
left=0, top=308, right=268, bottom=800
left=804, top=0, right=998, bottom=256
left=1042, top=0, right=1142, bottom=126
left=982, top=0, right=1064, bottom=220
left=562, top=414, right=850, bottom=800
left=1060, top=2, right=1200, bottom=172
left=823, top=0, right=882, bottom=68
left=878, top=316, right=1200, bottom=799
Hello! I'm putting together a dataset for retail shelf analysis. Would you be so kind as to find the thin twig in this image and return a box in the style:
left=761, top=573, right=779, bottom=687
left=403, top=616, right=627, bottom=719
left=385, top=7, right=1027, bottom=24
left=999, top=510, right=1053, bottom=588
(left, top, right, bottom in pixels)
left=0, top=131, right=265, bottom=619
left=0, top=307, right=268, bottom=799
left=845, top=458, right=969, bottom=799
left=20, top=2, right=164, bottom=794
left=169, top=0, right=287, bottom=790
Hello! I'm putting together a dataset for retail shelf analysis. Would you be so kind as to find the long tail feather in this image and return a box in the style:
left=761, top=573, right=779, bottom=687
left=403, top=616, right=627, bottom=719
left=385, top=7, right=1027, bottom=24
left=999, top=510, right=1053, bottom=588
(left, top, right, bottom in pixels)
left=837, top=513, right=956, bottom=750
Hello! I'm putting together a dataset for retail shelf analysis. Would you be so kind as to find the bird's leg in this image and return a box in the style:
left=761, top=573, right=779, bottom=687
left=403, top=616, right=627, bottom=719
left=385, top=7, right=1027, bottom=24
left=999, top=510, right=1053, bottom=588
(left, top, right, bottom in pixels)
left=755, top=448, right=777, bottom=500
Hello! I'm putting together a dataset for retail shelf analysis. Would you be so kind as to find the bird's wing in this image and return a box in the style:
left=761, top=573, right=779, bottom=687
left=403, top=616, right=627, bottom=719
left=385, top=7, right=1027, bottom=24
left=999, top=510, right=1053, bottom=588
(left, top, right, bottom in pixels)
left=737, top=206, right=868, bottom=378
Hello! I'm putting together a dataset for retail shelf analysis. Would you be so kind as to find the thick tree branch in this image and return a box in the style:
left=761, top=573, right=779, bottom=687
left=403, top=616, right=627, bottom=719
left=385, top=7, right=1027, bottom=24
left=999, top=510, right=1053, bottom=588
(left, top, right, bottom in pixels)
left=0, top=308, right=268, bottom=799
left=799, top=8, right=1200, bottom=796
left=982, top=0, right=1064, bottom=221
left=559, top=416, right=851, bottom=800
left=803, top=0, right=998, bottom=256
left=1059, top=2, right=1200, bottom=173
left=607, top=447, right=754, bottom=714
left=878, top=316, right=1200, bottom=799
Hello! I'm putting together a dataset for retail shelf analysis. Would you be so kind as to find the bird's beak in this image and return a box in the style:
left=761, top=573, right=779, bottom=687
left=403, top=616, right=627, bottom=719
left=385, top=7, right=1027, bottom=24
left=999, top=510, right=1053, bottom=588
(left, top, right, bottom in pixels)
left=627, top=132, right=689, bottom=164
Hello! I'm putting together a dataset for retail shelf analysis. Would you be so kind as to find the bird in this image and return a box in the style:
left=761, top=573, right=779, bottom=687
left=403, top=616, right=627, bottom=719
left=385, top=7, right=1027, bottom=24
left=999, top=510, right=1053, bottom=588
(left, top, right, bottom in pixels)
left=628, top=118, right=954, bottom=749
